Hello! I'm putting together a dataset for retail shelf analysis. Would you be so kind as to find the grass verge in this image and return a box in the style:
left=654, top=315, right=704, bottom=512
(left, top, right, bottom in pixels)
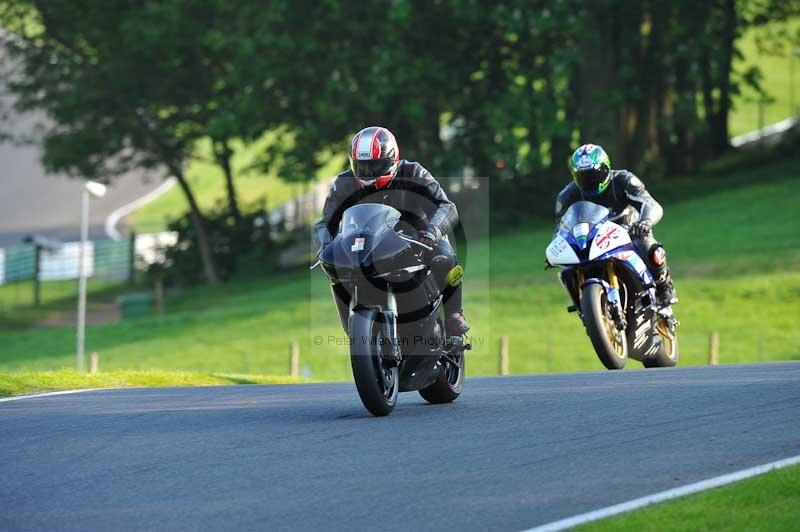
left=730, top=17, right=800, bottom=137
left=578, top=463, right=800, bottom=531
left=0, top=369, right=308, bottom=397
left=0, top=157, right=798, bottom=379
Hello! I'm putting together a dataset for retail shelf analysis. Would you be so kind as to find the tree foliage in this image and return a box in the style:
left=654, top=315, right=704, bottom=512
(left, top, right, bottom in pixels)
left=1, top=0, right=798, bottom=282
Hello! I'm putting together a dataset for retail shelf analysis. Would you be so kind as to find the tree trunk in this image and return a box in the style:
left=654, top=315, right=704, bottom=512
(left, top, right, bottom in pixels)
left=172, top=165, right=221, bottom=285
left=711, top=0, right=736, bottom=156
left=214, top=140, right=241, bottom=225
left=576, top=6, right=620, bottom=156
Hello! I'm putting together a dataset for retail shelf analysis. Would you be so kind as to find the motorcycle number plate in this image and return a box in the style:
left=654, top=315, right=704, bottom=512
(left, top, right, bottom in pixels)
left=351, top=237, right=365, bottom=252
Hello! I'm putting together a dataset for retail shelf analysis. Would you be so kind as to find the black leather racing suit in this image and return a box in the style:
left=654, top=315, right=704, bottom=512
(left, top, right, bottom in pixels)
left=314, top=160, right=462, bottom=331
left=555, top=169, right=674, bottom=294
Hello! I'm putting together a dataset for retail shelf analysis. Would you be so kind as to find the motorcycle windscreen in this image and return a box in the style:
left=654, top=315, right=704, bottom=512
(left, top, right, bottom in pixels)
left=322, top=203, right=407, bottom=272
left=558, top=201, right=610, bottom=234
left=340, top=203, right=401, bottom=240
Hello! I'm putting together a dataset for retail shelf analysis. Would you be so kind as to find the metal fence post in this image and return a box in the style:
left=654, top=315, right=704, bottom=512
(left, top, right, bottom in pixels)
left=128, top=231, right=136, bottom=285
left=33, top=245, right=41, bottom=307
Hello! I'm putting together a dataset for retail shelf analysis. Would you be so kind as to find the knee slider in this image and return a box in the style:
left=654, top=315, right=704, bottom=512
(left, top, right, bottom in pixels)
left=649, top=244, right=666, bottom=267
left=431, top=253, right=454, bottom=274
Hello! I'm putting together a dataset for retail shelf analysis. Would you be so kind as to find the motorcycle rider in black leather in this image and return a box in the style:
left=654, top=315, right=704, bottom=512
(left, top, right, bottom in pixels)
left=314, top=126, right=470, bottom=336
left=556, top=143, right=678, bottom=307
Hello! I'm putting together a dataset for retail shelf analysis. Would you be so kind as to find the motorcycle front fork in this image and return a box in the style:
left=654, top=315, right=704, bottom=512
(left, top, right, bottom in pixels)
left=573, top=263, right=625, bottom=329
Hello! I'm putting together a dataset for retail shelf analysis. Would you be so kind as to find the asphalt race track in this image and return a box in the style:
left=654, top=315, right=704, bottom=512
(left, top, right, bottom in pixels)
left=1, top=363, right=799, bottom=531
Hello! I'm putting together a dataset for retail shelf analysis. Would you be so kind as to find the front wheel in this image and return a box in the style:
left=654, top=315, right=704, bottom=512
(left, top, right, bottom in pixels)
left=581, top=283, right=628, bottom=370
left=349, top=309, right=399, bottom=416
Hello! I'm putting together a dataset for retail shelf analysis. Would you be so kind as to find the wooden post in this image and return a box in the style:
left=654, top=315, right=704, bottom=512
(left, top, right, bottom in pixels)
left=89, top=352, right=99, bottom=374
left=709, top=332, right=719, bottom=366
left=290, top=341, right=300, bottom=378
left=499, top=336, right=509, bottom=376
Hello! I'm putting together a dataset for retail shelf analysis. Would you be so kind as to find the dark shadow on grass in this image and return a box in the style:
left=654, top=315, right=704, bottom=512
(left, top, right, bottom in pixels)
left=211, top=374, right=262, bottom=385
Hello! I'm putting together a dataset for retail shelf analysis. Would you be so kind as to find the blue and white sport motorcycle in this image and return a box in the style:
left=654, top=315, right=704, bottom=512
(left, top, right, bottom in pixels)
left=545, top=201, right=678, bottom=370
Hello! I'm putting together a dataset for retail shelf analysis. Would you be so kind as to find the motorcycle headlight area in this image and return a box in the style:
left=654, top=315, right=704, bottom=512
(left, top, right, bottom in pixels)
left=573, top=222, right=590, bottom=247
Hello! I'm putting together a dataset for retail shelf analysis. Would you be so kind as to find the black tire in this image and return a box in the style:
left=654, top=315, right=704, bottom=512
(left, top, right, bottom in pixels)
left=419, top=335, right=465, bottom=404
left=349, top=308, right=399, bottom=416
left=581, top=283, right=628, bottom=370
left=643, top=317, right=680, bottom=368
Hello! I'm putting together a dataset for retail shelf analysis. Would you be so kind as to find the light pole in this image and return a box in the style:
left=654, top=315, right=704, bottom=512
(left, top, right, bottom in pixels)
left=77, top=180, right=107, bottom=371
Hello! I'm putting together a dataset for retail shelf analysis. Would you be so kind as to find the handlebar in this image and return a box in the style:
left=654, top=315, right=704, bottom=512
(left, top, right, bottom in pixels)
left=311, top=233, right=432, bottom=271
left=397, top=233, right=433, bottom=251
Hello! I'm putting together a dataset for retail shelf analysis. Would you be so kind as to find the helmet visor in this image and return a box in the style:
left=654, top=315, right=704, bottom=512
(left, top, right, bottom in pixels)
left=352, top=158, right=393, bottom=179
left=574, top=167, right=609, bottom=193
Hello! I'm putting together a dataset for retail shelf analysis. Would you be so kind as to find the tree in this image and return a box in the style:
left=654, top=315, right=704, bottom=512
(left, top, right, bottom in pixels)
left=0, top=1, right=301, bottom=284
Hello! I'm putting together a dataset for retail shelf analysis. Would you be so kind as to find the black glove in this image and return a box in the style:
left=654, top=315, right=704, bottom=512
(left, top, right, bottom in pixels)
left=417, top=226, right=439, bottom=247
left=630, top=220, right=652, bottom=238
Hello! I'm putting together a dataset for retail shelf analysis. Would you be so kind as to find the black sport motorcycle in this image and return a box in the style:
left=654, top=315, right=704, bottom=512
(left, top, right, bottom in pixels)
left=313, top=203, right=469, bottom=416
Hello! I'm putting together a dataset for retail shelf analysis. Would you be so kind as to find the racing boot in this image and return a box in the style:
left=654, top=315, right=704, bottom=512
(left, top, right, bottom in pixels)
left=648, top=244, right=678, bottom=307
left=441, top=264, right=470, bottom=336
left=446, top=311, right=470, bottom=337
left=443, top=285, right=470, bottom=336
left=655, top=276, right=678, bottom=307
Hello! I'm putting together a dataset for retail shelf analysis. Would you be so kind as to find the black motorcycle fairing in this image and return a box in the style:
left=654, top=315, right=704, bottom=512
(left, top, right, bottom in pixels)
left=319, top=203, right=450, bottom=395
left=320, top=206, right=423, bottom=283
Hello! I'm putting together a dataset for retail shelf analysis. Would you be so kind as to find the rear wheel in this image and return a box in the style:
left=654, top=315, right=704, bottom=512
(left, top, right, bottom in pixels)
left=349, top=309, right=399, bottom=416
left=643, top=316, right=679, bottom=368
left=419, top=333, right=465, bottom=404
left=581, top=283, right=628, bottom=370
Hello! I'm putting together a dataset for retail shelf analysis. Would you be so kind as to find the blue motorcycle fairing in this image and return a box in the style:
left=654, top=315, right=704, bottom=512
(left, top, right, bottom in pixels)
left=557, top=228, right=579, bottom=250
left=557, top=216, right=610, bottom=255
left=593, top=245, right=655, bottom=286
left=586, top=222, right=604, bottom=248
left=581, top=278, right=622, bottom=309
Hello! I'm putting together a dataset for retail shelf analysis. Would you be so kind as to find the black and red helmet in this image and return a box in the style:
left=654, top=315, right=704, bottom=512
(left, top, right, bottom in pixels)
left=349, top=126, right=400, bottom=189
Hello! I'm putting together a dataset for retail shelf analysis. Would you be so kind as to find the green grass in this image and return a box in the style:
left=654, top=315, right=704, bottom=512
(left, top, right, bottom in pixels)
left=0, top=369, right=307, bottom=397
left=131, top=134, right=345, bottom=233
left=0, top=278, right=141, bottom=331
left=578, top=463, right=800, bottom=531
left=730, top=17, right=800, bottom=136
left=0, top=157, right=798, bottom=379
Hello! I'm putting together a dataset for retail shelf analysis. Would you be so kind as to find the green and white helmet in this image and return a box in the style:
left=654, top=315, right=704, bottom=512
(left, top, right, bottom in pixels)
left=570, top=144, right=612, bottom=196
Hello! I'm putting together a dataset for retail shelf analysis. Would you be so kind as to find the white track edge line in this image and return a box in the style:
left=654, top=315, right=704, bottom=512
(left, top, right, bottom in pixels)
left=523, top=454, right=800, bottom=532
left=105, top=177, right=177, bottom=240
left=0, top=388, right=108, bottom=403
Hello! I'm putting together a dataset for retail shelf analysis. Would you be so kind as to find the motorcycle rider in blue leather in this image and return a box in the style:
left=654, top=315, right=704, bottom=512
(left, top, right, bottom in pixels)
left=555, top=144, right=678, bottom=308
